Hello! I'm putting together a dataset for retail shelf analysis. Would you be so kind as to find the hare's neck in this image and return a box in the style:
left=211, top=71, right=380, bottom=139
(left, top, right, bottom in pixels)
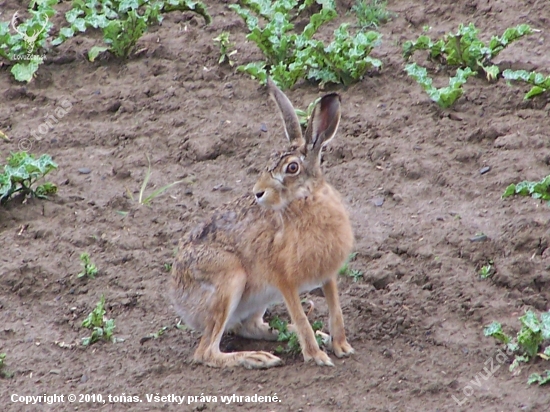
left=284, top=182, right=348, bottom=225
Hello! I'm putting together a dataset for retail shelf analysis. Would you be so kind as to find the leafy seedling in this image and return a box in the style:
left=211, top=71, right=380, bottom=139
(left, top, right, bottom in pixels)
left=0, top=152, right=58, bottom=205
left=214, top=32, right=237, bottom=66
left=339, top=252, right=362, bottom=281
left=485, top=310, right=550, bottom=379
left=0, top=0, right=57, bottom=82
left=405, top=63, right=475, bottom=108
left=502, top=69, right=550, bottom=100
left=163, top=263, right=172, bottom=272
left=55, top=0, right=211, bottom=58
left=140, top=326, right=170, bottom=344
left=81, top=295, right=118, bottom=346
left=269, top=316, right=324, bottom=355
left=0, top=353, right=12, bottom=379
left=528, top=371, right=550, bottom=386
left=230, top=0, right=381, bottom=89
left=175, top=320, right=188, bottom=331
left=479, top=261, right=493, bottom=279
left=351, top=0, right=395, bottom=29
left=125, top=155, right=182, bottom=207
left=403, top=23, right=532, bottom=79
left=502, top=175, right=550, bottom=206
left=403, top=23, right=532, bottom=107
left=78, top=252, right=98, bottom=279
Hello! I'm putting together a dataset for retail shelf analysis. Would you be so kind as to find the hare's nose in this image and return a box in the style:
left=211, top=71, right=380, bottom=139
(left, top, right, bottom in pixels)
left=255, top=191, right=265, bottom=200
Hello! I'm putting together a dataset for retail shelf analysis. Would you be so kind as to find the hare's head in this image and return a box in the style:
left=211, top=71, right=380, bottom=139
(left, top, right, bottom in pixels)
left=253, top=79, right=341, bottom=211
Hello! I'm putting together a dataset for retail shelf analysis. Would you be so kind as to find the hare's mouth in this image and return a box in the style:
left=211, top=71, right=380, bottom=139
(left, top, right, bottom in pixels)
left=253, top=188, right=288, bottom=211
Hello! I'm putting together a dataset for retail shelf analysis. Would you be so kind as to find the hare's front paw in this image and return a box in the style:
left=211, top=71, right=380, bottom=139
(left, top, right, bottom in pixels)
left=304, top=349, right=334, bottom=367
left=332, top=339, right=355, bottom=358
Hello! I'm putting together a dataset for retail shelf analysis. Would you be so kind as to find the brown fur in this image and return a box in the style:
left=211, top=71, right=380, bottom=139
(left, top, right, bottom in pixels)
left=170, top=79, right=355, bottom=369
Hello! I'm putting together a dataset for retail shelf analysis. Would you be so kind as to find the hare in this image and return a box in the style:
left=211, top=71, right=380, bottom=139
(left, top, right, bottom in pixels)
left=170, top=79, right=354, bottom=369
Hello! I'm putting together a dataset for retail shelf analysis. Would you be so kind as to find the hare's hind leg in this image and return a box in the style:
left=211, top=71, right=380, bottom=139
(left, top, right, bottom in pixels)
left=231, top=310, right=278, bottom=341
left=193, top=270, right=282, bottom=369
left=322, top=277, right=354, bottom=358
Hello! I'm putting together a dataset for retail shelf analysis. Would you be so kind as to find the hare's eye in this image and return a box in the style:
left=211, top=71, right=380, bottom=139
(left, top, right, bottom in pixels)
left=286, top=162, right=299, bottom=174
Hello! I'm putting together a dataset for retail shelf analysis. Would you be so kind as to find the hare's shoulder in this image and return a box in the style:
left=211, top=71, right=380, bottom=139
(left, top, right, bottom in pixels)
left=185, top=194, right=263, bottom=246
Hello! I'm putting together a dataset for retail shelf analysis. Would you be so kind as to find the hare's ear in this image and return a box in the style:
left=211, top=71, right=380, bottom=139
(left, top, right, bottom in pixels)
left=304, top=93, right=341, bottom=161
left=267, top=78, right=305, bottom=147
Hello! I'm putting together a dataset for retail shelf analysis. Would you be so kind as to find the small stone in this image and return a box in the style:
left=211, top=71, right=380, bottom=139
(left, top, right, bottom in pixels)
left=184, top=189, right=193, bottom=196
left=372, top=197, right=384, bottom=207
left=260, top=123, right=268, bottom=133
left=50, top=369, right=61, bottom=375
left=80, top=374, right=88, bottom=383
left=480, top=166, right=491, bottom=175
left=78, top=168, right=91, bottom=174
left=106, top=101, right=121, bottom=113
left=470, top=234, right=487, bottom=242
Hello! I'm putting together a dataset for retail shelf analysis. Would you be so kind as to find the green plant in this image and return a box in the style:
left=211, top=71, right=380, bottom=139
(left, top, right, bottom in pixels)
left=0, top=152, right=58, bottom=205
left=78, top=252, right=98, bottom=279
left=149, top=326, right=169, bottom=339
left=403, top=23, right=532, bottom=79
left=502, top=69, right=550, bottom=100
left=0, top=353, right=12, bottom=378
left=502, top=175, right=550, bottom=206
left=214, top=32, right=237, bottom=66
left=485, top=310, right=550, bottom=378
left=405, top=63, right=475, bottom=108
left=0, top=0, right=57, bottom=82
left=81, top=295, right=117, bottom=346
left=403, top=23, right=532, bottom=107
left=295, top=97, right=321, bottom=127
left=351, top=0, right=394, bottom=29
left=479, top=261, right=493, bottom=279
left=125, top=155, right=183, bottom=207
left=55, top=0, right=211, bottom=58
left=230, top=0, right=381, bottom=89
left=269, top=316, right=324, bottom=354
left=528, top=370, right=550, bottom=386
left=163, top=263, right=172, bottom=272
left=338, top=252, right=362, bottom=281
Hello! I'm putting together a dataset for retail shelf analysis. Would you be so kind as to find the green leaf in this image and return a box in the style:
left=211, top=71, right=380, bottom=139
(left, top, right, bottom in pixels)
left=81, top=295, right=106, bottom=329
left=66, top=8, right=84, bottom=24
left=525, top=86, right=546, bottom=99
left=11, top=61, right=40, bottom=83
left=88, top=46, right=109, bottom=62
left=73, top=17, right=87, bottom=32
left=518, top=312, right=543, bottom=358
left=35, top=182, right=57, bottom=197
left=540, top=312, right=550, bottom=340
left=484, top=321, right=512, bottom=344
left=502, top=184, right=516, bottom=198
left=483, top=65, right=499, bottom=81
left=238, top=62, right=268, bottom=85
left=528, top=371, right=550, bottom=386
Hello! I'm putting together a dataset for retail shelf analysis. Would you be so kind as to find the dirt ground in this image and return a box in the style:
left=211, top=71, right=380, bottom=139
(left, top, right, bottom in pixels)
left=1, top=0, right=550, bottom=410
